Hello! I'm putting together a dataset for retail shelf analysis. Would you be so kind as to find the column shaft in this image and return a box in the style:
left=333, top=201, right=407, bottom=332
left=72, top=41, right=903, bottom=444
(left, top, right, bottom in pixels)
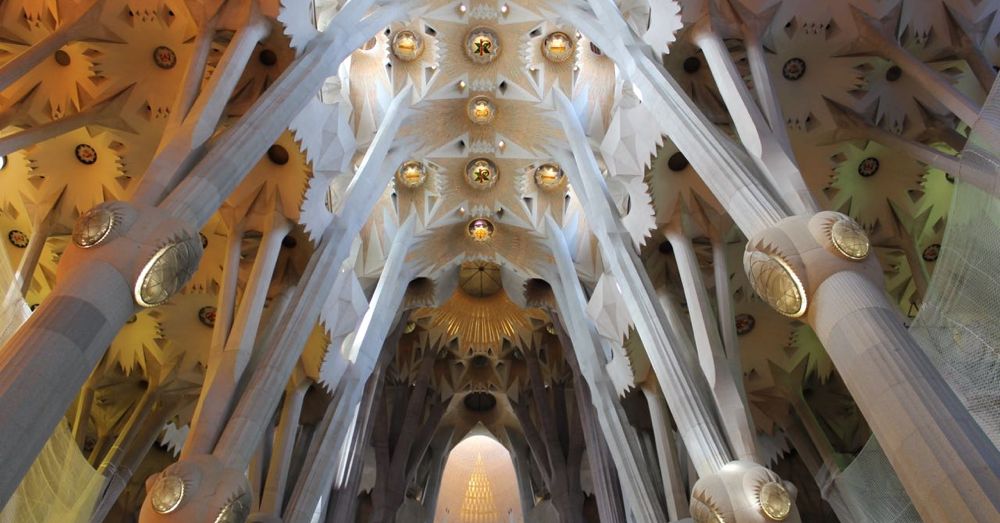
left=667, top=230, right=758, bottom=461
left=550, top=93, right=733, bottom=475
left=642, top=387, right=691, bottom=520
left=812, top=271, right=1000, bottom=521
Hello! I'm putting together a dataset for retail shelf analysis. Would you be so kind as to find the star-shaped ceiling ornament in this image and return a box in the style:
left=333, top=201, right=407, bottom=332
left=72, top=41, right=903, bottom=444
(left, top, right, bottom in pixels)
left=407, top=213, right=548, bottom=277
left=417, top=156, right=534, bottom=227
left=421, top=3, right=541, bottom=97
left=523, top=22, right=577, bottom=93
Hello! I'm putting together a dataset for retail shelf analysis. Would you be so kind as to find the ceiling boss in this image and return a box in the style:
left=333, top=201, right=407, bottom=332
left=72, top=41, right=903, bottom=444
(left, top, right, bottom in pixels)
left=465, top=27, right=500, bottom=64
left=465, top=158, right=499, bottom=190
left=542, top=31, right=575, bottom=63
left=396, top=160, right=427, bottom=189
left=467, top=96, right=496, bottom=125
left=534, top=163, right=565, bottom=190
left=391, top=29, right=424, bottom=61
left=468, top=218, right=495, bottom=242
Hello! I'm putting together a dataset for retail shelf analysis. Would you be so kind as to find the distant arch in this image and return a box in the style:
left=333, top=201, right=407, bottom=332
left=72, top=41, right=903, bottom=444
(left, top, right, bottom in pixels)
left=434, top=434, right=522, bottom=523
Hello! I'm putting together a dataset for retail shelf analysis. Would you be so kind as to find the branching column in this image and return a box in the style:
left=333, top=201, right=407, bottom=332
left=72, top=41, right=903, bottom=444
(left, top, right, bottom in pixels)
left=550, top=91, right=733, bottom=476
left=0, top=4, right=412, bottom=507
left=691, top=11, right=817, bottom=215
left=666, top=227, right=758, bottom=462
left=186, top=209, right=293, bottom=456
left=543, top=218, right=668, bottom=521
left=370, top=348, right=448, bottom=523
left=561, top=334, right=628, bottom=523
left=511, top=350, right=586, bottom=523
left=641, top=383, right=691, bottom=520
left=137, top=88, right=415, bottom=522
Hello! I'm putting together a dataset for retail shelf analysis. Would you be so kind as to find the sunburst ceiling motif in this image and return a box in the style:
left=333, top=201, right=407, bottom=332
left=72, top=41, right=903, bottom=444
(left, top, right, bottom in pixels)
left=414, top=288, right=547, bottom=353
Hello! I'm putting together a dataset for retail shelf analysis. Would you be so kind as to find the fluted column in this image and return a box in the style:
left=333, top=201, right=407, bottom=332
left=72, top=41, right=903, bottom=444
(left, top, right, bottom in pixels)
left=642, top=384, right=691, bottom=520
left=553, top=0, right=789, bottom=238
left=744, top=212, right=1000, bottom=521
left=157, top=3, right=412, bottom=226
left=0, top=5, right=413, bottom=507
left=565, top=350, right=628, bottom=523
left=691, top=14, right=817, bottom=215
left=186, top=211, right=292, bottom=456
left=0, top=205, right=195, bottom=506
left=284, top=226, right=416, bottom=523
left=137, top=88, right=415, bottom=522
left=666, top=228, right=758, bottom=462
left=212, top=128, right=413, bottom=467
left=257, top=378, right=310, bottom=518
left=131, top=13, right=272, bottom=206
left=543, top=219, right=668, bottom=521
left=550, top=93, right=733, bottom=475
left=13, top=198, right=59, bottom=297
left=814, top=270, right=1000, bottom=521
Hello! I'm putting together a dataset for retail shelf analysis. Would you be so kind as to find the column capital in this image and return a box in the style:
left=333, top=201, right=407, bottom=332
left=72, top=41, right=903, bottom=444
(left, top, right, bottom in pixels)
left=691, top=460, right=801, bottom=523
left=742, top=212, right=879, bottom=321
left=64, top=201, right=203, bottom=309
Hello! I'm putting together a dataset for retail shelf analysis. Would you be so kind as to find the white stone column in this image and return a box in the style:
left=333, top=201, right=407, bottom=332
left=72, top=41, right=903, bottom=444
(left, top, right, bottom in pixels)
left=691, top=17, right=817, bottom=215
left=641, top=384, right=691, bottom=520
left=665, top=228, right=758, bottom=462
left=13, top=199, right=59, bottom=297
left=258, top=377, right=310, bottom=518
left=0, top=6, right=412, bottom=507
left=185, top=211, right=292, bottom=456
left=211, top=139, right=414, bottom=467
left=564, top=345, right=628, bottom=523
left=710, top=234, right=741, bottom=379
left=137, top=88, right=415, bottom=522
left=131, top=13, right=272, bottom=206
left=157, top=3, right=413, bottom=226
left=323, top=369, right=385, bottom=523
left=745, top=212, right=1000, bottom=521
left=815, top=270, right=1000, bottom=521
left=283, top=223, right=416, bottom=523
left=549, top=93, right=733, bottom=476
left=552, top=0, right=789, bottom=238
left=0, top=203, right=197, bottom=507
left=543, top=219, right=668, bottom=521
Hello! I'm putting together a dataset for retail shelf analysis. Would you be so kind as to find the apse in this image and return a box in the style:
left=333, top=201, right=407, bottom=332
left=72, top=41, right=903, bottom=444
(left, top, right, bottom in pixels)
left=434, top=434, right=522, bottom=523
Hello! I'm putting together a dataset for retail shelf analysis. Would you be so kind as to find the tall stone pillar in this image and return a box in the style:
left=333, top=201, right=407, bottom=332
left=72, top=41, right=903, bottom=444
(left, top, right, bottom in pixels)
left=136, top=87, right=416, bottom=522
left=743, top=211, right=1000, bottom=521
left=0, top=4, right=413, bottom=506
left=551, top=88, right=801, bottom=522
